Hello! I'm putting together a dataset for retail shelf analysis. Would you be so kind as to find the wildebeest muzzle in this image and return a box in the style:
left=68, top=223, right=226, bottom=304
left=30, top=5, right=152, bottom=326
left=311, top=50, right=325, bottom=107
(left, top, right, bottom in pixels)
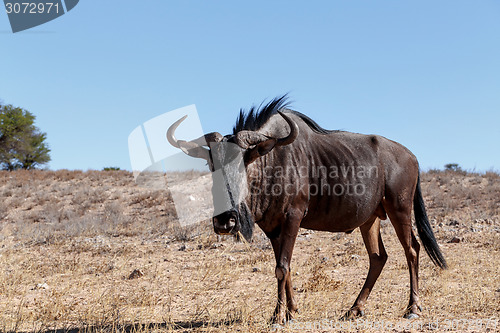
left=212, top=209, right=240, bottom=235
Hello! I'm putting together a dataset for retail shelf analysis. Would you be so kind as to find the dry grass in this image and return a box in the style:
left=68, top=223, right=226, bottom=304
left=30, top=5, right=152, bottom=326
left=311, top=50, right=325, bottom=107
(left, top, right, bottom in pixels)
left=0, top=169, right=499, bottom=332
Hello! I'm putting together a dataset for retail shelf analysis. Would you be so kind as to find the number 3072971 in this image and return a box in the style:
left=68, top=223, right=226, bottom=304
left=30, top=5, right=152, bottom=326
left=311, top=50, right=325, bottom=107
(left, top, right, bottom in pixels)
left=5, top=2, right=60, bottom=14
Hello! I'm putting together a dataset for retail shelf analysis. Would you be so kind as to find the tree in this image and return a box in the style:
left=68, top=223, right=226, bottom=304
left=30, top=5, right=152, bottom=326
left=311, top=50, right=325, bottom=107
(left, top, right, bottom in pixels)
left=444, top=163, right=461, bottom=172
left=0, top=104, right=51, bottom=170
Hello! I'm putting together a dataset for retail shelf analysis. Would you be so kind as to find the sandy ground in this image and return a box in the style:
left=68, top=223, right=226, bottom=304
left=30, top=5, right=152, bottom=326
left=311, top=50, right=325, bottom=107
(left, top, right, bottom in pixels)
left=0, top=169, right=499, bottom=332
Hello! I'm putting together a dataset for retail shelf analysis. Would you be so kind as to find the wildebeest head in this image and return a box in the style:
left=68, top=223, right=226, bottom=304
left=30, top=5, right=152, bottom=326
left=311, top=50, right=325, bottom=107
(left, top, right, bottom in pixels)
left=166, top=111, right=298, bottom=241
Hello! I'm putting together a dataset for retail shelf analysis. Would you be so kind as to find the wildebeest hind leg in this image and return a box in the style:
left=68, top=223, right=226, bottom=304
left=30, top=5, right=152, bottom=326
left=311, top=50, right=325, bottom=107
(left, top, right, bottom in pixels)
left=340, top=217, right=387, bottom=320
left=386, top=208, right=422, bottom=319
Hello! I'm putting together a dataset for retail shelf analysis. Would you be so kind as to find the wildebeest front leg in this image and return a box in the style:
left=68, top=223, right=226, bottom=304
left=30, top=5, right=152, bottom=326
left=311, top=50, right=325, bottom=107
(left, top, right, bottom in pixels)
left=270, top=238, right=299, bottom=323
left=270, top=210, right=301, bottom=324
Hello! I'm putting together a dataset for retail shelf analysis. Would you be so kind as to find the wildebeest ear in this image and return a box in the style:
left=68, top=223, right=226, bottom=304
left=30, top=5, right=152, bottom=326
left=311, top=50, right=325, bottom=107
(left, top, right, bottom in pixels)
left=244, top=138, right=277, bottom=165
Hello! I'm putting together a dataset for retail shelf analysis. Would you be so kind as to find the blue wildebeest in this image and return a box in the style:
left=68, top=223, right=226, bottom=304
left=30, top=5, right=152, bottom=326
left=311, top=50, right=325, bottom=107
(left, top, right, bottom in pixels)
left=167, top=96, right=446, bottom=323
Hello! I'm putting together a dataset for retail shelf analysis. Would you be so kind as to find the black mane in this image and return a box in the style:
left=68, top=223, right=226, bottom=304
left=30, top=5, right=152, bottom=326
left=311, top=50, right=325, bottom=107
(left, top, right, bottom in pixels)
left=233, top=95, right=334, bottom=135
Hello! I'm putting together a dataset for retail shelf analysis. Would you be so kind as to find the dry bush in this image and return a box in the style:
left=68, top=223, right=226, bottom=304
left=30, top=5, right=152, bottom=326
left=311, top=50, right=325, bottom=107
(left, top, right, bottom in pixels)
left=0, top=170, right=176, bottom=242
left=304, top=262, right=342, bottom=292
left=0, top=200, right=7, bottom=220
left=130, top=190, right=165, bottom=208
left=421, top=169, right=500, bottom=223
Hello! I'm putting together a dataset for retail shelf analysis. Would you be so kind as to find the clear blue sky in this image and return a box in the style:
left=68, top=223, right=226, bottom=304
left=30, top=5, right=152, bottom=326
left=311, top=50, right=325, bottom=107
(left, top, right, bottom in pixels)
left=1, top=1, right=499, bottom=171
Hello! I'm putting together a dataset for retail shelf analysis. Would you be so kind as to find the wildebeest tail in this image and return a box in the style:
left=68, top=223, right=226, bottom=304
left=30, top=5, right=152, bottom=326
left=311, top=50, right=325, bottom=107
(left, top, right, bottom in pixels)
left=414, top=174, right=447, bottom=269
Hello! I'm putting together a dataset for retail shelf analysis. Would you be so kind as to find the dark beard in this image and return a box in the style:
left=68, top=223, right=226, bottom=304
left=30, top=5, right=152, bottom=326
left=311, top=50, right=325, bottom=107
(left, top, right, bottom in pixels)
left=237, top=202, right=254, bottom=242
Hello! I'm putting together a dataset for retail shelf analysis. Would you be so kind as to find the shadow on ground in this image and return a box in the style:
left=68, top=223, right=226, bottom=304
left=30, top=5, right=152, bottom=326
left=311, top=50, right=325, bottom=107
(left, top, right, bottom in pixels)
left=10, top=319, right=243, bottom=333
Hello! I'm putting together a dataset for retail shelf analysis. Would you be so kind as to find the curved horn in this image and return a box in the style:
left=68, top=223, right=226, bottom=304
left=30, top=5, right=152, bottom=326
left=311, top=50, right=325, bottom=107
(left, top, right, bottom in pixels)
left=166, top=115, right=187, bottom=148
left=276, top=111, right=299, bottom=146
left=234, top=111, right=299, bottom=149
left=166, top=116, right=223, bottom=162
left=177, top=140, right=211, bottom=161
left=237, top=112, right=299, bottom=165
left=234, top=131, right=269, bottom=149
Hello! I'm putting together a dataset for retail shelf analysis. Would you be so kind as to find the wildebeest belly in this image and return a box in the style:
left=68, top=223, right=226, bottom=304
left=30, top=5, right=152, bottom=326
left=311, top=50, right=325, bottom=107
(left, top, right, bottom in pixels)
left=299, top=181, right=383, bottom=232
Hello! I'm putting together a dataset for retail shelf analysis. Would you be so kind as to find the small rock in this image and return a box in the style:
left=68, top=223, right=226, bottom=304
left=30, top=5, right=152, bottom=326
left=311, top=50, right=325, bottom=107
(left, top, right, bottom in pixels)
left=33, top=283, right=49, bottom=290
left=211, top=243, right=223, bottom=249
left=128, top=269, right=144, bottom=279
left=179, top=244, right=188, bottom=251
left=226, top=255, right=236, bottom=262
left=188, top=195, right=196, bottom=201
left=332, top=234, right=343, bottom=241
left=321, top=256, right=329, bottom=263
left=448, top=220, right=459, bottom=226
left=252, top=267, right=261, bottom=272
left=448, top=236, right=462, bottom=244
left=351, top=254, right=360, bottom=260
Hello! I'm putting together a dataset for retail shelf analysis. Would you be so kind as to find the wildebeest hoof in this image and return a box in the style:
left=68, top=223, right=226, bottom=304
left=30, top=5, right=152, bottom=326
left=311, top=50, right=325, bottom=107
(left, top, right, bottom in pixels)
left=270, top=316, right=295, bottom=330
left=270, top=313, right=285, bottom=325
left=270, top=323, right=284, bottom=331
left=340, top=309, right=364, bottom=321
left=403, top=304, right=422, bottom=319
left=404, top=312, right=420, bottom=320
left=285, top=307, right=299, bottom=321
